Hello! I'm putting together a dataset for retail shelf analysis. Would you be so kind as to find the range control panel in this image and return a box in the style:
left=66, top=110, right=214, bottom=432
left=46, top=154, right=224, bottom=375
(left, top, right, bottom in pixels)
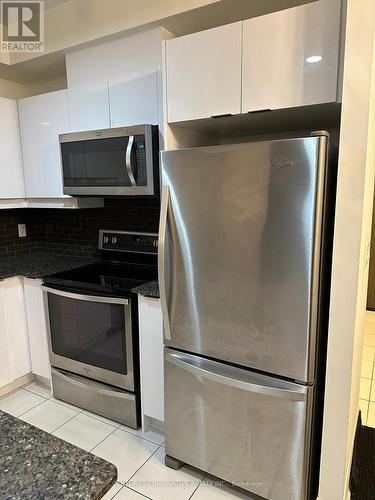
left=99, top=230, right=158, bottom=254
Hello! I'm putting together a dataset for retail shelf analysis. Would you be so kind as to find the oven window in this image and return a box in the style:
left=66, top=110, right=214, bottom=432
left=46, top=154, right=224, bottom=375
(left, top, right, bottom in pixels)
left=48, top=294, right=128, bottom=375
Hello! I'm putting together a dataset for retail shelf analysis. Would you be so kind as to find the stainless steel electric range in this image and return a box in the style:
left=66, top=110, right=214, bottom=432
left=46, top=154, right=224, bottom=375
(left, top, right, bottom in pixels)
left=42, top=230, right=158, bottom=429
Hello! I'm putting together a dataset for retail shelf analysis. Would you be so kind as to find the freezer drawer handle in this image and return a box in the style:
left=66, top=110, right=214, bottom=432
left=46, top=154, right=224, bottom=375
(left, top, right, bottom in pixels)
left=158, top=184, right=172, bottom=340
left=166, top=351, right=307, bottom=401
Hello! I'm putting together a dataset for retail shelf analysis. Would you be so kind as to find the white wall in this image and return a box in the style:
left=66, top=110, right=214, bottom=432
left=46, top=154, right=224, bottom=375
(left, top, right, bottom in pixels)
left=318, top=0, right=375, bottom=498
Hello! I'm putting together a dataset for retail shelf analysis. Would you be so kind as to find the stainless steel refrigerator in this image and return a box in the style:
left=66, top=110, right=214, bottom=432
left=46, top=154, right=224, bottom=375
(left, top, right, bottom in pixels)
left=158, top=132, right=336, bottom=500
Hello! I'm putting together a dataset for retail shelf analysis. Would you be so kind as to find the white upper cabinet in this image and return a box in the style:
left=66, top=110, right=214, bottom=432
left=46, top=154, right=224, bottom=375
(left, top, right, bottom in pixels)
left=66, top=28, right=165, bottom=131
left=166, top=22, right=242, bottom=122
left=18, top=90, right=69, bottom=198
left=67, top=83, right=110, bottom=132
left=0, top=98, right=24, bottom=199
left=242, top=0, right=342, bottom=112
left=109, top=70, right=159, bottom=127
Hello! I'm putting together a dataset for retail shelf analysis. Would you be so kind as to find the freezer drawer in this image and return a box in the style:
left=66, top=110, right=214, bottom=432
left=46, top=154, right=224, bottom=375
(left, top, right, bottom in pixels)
left=165, top=349, right=313, bottom=500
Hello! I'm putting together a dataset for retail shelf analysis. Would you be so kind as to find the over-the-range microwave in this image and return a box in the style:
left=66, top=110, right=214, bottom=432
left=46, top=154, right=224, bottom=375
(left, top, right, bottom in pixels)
left=59, top=124, right=159, bottom=197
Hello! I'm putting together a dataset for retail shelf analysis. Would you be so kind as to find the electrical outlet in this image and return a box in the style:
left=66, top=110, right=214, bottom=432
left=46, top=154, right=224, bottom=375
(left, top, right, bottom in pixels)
left=18, top=224, right=26, bottom=238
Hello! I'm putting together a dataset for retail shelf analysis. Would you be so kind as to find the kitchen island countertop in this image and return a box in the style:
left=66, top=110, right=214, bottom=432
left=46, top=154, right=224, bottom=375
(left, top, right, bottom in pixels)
left=0, top=410, right=117, bottom=499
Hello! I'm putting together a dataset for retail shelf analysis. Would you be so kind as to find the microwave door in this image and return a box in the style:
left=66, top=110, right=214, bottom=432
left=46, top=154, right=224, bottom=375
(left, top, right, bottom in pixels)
left=60, top=125, right=157, bottom=197
left=61, top=135, right=136, bottom=195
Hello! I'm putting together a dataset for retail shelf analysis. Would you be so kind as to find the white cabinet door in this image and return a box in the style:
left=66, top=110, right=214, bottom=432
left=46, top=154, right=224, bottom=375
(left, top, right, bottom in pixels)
left=18, top=90, right=69, bottom=198
left=23, top=278, right=50, bottom=381
left=2, top=277, right=31, bottom=381
left=0, top=98, right=24, bottom=199
left=166, top=22, right=242, bottom=122
left=138, top=295, right=164, bottom=422
left=242, top=0, right=341, bottom=112
left=109, top=70, right=159, bottom=127
left=68, top=83, right=110, bottom=132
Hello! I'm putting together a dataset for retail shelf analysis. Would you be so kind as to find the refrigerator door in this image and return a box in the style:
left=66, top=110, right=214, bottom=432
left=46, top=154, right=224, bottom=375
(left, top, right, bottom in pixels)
left=159, top=136, right=328, bottom=382
left=165, top=348, right=313, bottom=500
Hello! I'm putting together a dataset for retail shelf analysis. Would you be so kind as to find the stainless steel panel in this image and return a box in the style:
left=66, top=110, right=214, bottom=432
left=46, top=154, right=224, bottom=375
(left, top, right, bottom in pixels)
left=51, top=367, right=139, bottom=428
left=160, top=135, right=328, bottom=382
left=165, top=348, right=313, bottom=500
left=60, top=124, right=155, bottom=197
left=43, top=288, right=135, bottom=391
left=59, top=124, right=151, bottom=143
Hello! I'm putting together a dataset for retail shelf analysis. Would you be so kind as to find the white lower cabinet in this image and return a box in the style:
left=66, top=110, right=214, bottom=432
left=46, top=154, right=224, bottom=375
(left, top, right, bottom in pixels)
left=0, top=277, right=31, bottom=388
left=23, top=278, right=50, bottom=381
left=138, top=295, right=164, bottom=423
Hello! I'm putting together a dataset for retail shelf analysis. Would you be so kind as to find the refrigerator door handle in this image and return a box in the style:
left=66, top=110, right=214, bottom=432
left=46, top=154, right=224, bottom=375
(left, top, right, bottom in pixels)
left=159, top=184, right=172, bottom=340
left=165, top=350, right=307, bottom=401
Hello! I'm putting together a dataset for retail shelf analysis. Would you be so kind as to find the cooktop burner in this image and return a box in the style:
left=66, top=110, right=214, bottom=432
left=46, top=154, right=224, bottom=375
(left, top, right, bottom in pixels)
left=43, top=231, right=158, bottom=297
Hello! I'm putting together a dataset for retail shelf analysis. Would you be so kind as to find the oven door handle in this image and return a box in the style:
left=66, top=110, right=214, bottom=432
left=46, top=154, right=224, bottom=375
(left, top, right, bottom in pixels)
left=41, top=286, right=129, bottom=305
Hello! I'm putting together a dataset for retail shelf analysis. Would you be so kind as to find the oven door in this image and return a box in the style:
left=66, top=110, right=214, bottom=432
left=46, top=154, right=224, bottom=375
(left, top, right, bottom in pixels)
left=42, top=286, right=135, bottom=391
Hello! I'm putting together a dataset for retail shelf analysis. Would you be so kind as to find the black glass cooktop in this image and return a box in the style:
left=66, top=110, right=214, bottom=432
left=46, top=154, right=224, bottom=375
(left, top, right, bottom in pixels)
left=44, top=261, right=158, bottom=297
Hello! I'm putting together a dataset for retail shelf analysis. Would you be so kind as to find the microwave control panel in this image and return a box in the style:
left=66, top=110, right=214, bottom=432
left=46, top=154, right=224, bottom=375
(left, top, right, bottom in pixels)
left=134, top=135, right=147, bottom=186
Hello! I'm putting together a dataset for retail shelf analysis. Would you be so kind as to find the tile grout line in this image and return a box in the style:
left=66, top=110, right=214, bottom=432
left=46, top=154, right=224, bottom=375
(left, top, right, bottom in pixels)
left=16, top=397, right=52, bottom=418
left=116, top=424, right=164, bottom=446
left=123, top=485, right=154, bottom=500
left=49, top=410, right=83, bottom=435
left=22, top=387, right=52, bottom=399
left=89, top=426, right=119, bottom=454
left=123, top=443, right=164, bottom=489
left=188, top=473, right=207, bottom=500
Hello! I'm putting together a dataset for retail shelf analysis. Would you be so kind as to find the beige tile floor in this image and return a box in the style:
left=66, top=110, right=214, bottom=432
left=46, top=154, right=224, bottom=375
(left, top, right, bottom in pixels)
left=360, top=311, right=375, bottom=426
left=0, top=383, right=258, bottom=499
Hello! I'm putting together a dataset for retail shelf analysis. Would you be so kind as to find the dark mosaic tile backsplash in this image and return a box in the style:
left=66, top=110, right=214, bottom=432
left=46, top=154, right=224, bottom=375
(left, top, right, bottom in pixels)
left=0, top=198, right=160, bottom=258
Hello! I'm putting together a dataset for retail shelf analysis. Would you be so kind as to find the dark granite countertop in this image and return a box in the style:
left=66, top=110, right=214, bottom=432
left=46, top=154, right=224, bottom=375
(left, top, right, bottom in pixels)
left=0, top=253, right=97, bottom=280
left=132, top=280, right=160, bottom=298
left=0, top=410, right=117, bottom=499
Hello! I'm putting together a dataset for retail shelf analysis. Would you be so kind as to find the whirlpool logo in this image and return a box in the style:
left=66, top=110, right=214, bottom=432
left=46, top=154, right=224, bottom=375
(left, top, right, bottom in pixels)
left=271, top=159, right=293, bottom=169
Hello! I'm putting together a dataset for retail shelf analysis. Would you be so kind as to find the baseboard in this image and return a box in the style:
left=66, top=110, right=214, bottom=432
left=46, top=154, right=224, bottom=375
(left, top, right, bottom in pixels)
left=0, top=373, right=34, bottom=398
left=143, top=415, right=164, bottom=433
left=34, top=374, right=51, bottom=389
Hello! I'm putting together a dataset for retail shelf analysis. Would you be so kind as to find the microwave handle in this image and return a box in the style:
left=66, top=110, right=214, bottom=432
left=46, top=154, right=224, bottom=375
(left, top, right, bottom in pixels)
left=126, top=135, right=137, bottom=187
